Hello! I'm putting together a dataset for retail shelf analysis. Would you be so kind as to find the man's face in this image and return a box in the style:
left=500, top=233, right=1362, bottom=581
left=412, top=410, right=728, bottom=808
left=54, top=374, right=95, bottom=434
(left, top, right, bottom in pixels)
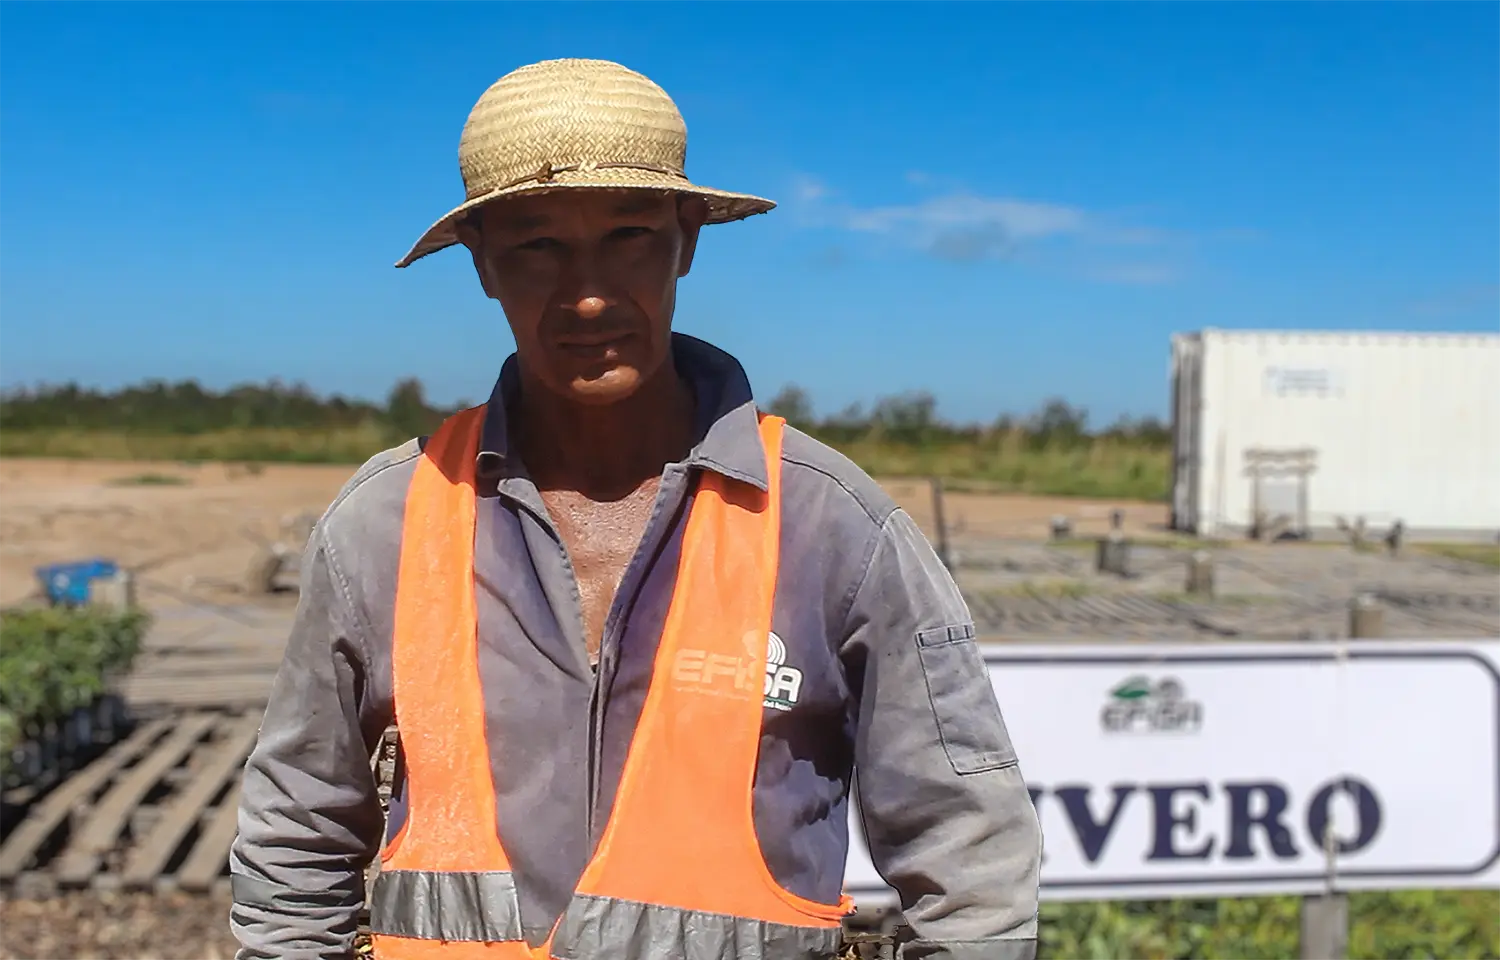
left=461, top=190, right=707, bottom=406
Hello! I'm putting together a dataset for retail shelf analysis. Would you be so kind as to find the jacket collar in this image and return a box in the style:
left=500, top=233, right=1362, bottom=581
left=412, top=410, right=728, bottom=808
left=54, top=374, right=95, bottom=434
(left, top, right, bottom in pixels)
left=474, top=332, right=769, bottom=491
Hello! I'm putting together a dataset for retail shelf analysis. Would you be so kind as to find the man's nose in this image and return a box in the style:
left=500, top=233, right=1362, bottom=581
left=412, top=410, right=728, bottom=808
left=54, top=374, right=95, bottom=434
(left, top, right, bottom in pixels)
left=558, top=249, right=613, bottom=319
left=573, top=296, right=608, bottom=319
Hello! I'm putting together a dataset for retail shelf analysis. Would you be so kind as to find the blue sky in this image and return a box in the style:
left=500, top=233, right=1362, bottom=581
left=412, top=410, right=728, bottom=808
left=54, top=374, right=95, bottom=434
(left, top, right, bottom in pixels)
left=2, top=2, right=1496, bottom=425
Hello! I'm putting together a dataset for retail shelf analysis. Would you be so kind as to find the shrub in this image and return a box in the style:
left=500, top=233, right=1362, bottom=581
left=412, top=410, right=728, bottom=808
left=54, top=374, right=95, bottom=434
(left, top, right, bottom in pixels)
left=0, top=606, right=149, bottom=780
left=1038, top=892, right=1500, bottom=959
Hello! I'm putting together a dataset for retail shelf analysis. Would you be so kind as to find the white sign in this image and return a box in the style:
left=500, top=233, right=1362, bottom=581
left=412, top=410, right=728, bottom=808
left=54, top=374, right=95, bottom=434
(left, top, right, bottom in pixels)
left=844, top=640, right=1500, bottom=904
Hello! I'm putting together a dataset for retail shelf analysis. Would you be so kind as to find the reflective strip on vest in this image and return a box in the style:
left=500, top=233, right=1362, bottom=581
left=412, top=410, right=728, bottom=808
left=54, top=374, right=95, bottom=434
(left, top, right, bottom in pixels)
left=370, top=870, right=522, bottom=943
left=549, top=895, right=843, bottom=960
left=374, top=406, right=852, bottom=959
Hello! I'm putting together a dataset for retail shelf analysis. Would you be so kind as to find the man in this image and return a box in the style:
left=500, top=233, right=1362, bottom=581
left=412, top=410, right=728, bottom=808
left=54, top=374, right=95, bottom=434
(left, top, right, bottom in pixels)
left=230, top=58, right=1041, bottom=960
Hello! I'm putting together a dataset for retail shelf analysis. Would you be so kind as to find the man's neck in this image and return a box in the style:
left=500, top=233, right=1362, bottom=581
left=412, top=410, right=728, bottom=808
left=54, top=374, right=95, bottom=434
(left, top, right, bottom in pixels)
left=512, top=363, right=697, bottom=501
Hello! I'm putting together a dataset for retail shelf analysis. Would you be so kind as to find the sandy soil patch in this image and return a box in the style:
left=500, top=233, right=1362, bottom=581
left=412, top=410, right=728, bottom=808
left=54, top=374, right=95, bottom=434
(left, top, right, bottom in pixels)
left=0, top=459, right=355, bottom=608
left=0, top=459, right=1166, bottom=608
left=880, top=478, right=1169, bottom=543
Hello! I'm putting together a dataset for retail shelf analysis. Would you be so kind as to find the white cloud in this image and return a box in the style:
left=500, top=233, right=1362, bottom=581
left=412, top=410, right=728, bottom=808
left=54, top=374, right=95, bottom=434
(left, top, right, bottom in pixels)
left=792, top=176, right=828, bottom=202
left=799, top=186, right=1179, bottom=275
left=842, top=194, right=1086, bottom=245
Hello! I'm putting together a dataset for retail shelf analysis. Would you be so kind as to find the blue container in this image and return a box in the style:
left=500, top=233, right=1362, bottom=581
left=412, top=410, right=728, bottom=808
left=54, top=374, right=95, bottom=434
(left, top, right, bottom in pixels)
left=34, top=559, right=119, bottom=607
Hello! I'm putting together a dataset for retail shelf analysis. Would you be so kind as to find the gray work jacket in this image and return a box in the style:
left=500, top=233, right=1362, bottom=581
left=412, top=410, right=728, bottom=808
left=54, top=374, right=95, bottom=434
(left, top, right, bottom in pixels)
left=229, top=333, right=1042, bottom=960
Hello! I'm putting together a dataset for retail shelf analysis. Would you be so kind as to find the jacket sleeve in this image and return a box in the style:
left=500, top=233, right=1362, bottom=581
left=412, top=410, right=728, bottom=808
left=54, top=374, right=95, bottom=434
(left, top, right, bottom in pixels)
left=229, top=528, right=389, bottom=960
left=843, top=508, right=1042, bottom=960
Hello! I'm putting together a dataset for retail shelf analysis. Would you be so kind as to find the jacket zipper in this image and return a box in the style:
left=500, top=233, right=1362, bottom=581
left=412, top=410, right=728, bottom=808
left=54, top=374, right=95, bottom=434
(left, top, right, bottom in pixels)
left=583, top=464, right=692, bottom=841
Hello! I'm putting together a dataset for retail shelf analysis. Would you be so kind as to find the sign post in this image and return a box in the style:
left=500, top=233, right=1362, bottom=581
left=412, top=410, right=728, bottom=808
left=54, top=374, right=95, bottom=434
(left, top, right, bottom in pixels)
left=1296, top=595, right=1388, bottom=959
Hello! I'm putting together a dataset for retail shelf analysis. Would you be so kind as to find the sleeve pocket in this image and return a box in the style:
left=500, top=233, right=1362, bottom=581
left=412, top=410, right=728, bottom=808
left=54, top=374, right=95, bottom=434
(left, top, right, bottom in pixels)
left=916, top=624, right=1018, bottom=775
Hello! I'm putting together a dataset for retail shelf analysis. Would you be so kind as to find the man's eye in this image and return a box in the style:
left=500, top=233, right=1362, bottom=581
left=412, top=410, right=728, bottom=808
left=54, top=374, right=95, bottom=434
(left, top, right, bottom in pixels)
left=516, top=237, right=560, bottom=252
left=611, top=226, right=654, bottom=241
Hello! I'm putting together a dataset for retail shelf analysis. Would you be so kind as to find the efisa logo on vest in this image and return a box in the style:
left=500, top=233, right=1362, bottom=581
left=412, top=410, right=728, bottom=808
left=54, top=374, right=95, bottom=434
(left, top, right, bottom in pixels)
left=762, top=632, right=803, bottom=711
left=672, top=631, right=804, bottom=708
left=1100, top=675, right=1203, bottom=735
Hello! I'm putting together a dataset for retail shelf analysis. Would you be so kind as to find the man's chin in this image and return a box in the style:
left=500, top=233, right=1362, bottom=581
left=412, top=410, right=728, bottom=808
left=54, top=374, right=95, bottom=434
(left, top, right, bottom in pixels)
left=563, top=366, right=645, bottom=406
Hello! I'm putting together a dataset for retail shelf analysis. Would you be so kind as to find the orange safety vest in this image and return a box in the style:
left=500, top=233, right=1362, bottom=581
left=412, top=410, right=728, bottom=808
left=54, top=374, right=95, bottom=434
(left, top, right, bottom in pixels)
left=369, top=405, right=853, bottom=959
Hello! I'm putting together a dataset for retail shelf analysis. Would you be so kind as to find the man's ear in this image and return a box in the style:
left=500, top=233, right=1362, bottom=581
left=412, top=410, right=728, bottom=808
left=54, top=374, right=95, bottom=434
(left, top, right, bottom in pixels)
left=456, top=218, right=500, bottom=300
left=676, top=195, right=709, bottom=278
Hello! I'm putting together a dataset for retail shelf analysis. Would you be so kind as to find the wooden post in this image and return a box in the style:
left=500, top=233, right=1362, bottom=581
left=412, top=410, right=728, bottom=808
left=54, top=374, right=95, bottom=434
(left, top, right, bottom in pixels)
left=1095, top=534, right=1130, bottom=577
left=1384, top=520, right=1405, bottom=557
left=1296, top=465, right=1311, bottom=539
left=1249, top=459, right=1265, bottom=541
left=1049, top=515, right=1072, bottom=542
left=1300, top=892, right=1349, bottom=960
left=1185, top=550, right=1215, bottom=597
left=930, top=477, right=952, bottom=571
left=1349, top=593, right=1385, bottom=639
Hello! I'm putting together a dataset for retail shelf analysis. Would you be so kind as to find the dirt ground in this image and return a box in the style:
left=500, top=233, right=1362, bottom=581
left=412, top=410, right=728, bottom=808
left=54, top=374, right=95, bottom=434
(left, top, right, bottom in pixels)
left=0, top=459, right=353, bottom=609
left=0, top=458, right=1168, bottom=609
left=0, top=890, right=240, bottom=960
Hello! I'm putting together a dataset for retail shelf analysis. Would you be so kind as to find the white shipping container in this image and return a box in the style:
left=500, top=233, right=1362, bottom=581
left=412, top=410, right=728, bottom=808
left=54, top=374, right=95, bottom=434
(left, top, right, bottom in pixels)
left=1170, top=329, right=1500, bottom=541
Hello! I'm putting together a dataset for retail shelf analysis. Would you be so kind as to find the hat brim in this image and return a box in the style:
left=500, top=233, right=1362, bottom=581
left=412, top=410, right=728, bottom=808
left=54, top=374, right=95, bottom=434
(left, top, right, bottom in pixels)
left=394, top=167, right=775, bottom=268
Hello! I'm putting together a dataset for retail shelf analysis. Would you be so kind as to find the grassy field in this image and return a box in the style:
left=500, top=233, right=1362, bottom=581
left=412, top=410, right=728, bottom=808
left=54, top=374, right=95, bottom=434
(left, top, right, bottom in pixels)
left=1419, top=542, right=1500, bottom=568
left=0, top=427, right=1175, bottom=500
left=0, top=425, right=396, bottom=466
left=833, top=435, right=1169, bottom=499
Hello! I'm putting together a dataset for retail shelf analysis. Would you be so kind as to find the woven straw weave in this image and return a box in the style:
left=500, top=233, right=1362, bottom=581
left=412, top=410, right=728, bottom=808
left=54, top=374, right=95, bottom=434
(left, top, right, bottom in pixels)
left=396, top=58, right=774, bottom=268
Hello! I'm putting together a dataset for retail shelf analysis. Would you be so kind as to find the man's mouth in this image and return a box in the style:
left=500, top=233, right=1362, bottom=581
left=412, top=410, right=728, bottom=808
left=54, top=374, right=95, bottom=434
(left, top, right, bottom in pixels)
left=557, top=332, right=632, bottom=349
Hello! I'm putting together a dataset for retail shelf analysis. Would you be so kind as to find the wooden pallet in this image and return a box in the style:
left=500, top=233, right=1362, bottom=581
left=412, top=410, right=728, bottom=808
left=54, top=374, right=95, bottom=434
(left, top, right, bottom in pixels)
left=0, top=709, right=260, bottom=895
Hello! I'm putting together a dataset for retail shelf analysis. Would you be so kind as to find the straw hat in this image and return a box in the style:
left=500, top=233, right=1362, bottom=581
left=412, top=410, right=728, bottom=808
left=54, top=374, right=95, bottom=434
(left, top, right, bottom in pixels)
left=395, top=58, right=776, bottom=268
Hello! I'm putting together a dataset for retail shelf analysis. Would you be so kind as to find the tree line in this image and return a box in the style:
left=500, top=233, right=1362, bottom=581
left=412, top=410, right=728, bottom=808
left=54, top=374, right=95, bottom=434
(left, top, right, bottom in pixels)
left=763, top=385, right=1170, bottom=449
left=0, top=378, right=460, bottom=442
left=0, top=378, right=1171, bottom=449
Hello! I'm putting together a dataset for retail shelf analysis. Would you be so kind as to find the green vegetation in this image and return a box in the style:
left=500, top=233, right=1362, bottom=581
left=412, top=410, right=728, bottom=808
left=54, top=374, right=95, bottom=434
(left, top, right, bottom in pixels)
left=1419, top=543, right=1500, bottom=568
left=0, top=379, right=1174, bottom=500
left=0, top=606, right=150, bottom=779
left=1, top=424, right=394, bottom=464
left=1038, top=891, right=1500, bottom=959
left=106, top=472, right=190, bottom=487
left=828, top=434, right=1169, bottom=499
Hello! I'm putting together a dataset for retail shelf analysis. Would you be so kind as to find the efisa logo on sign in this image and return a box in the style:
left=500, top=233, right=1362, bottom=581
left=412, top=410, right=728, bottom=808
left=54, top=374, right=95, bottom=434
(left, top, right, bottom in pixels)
left=1100, top=675, right=1203, bottom=735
